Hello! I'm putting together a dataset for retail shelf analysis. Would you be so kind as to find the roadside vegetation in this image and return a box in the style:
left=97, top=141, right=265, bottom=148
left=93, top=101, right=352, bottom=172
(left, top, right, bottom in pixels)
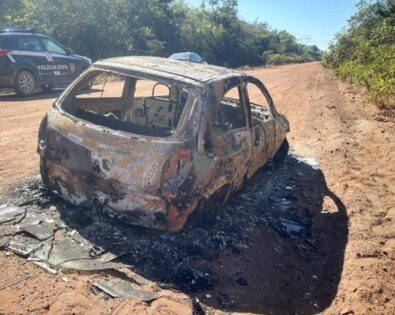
left=0, top=0, right=320, bottom=68
left=323, top=0, right=395, bottom=108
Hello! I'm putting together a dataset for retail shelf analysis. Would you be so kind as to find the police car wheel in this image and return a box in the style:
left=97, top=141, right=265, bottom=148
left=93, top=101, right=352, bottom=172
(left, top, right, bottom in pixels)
left=15, top=70, right=37, bottom=96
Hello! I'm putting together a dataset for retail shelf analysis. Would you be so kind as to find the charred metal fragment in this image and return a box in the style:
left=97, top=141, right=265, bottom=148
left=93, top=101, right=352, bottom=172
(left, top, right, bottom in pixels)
left=92, top=279, right=159, bottom=300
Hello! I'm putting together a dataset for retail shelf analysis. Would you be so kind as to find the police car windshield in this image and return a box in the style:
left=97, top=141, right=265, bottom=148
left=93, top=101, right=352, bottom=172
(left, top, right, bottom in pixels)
left=60, top=70, right=192, bottom=137
left=170, top=53, right=191, bottom=59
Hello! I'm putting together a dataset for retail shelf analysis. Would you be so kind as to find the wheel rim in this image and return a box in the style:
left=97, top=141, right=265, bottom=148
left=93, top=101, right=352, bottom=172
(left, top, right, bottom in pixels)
left=18, top=72, right=35, bottom=94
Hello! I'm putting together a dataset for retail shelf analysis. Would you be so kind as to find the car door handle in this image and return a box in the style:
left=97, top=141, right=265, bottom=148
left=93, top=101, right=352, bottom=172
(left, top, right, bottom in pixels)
left=254, top=129, right=260, bottom=147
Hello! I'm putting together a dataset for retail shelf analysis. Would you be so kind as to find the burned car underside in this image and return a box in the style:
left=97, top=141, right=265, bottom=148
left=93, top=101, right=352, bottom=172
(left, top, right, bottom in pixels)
left=37, top=56, right=289, bottom=231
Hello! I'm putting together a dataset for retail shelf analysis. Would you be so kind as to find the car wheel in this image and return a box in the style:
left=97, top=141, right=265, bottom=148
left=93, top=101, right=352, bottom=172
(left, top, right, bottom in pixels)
left=15, top=70, right=37, bottom=96
left=188, top=186, right=229, bottom=227
left=273, top=138, right=289, bottom=161
left=42, top=85, right=53, bottom=93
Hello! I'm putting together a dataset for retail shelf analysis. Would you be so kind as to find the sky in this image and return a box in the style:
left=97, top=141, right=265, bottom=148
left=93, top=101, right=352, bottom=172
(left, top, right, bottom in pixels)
left=186, top=0, right=360, bottom=50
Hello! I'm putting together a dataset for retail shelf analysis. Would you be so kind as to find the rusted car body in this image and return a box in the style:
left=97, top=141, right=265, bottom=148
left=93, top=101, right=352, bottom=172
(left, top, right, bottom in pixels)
left=37, top=56, right=289, bottom=231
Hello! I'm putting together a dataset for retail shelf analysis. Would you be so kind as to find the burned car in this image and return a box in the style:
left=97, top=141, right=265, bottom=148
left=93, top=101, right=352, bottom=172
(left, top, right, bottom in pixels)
left=37, top=56, right=289, bottom=231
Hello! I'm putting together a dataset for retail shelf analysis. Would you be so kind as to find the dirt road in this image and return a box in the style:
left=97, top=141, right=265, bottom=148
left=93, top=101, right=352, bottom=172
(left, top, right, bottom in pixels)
left=0, top=62, right=394, bottom=314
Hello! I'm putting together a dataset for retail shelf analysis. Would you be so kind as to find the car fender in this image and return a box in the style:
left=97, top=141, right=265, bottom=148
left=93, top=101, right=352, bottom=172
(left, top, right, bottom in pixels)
left=202, top=176, right=233, bottom=200
left=64, top=54, right=91, bottom=74
left=13, top=62, right=40, bottom=85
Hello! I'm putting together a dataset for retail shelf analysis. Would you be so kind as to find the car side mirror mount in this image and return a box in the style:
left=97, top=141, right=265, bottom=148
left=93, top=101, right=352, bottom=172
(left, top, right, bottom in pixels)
left=65, top=48, right=73, bottom=55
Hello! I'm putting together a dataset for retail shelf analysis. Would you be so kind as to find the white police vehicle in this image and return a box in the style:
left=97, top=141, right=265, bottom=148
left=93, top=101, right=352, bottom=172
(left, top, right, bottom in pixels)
left=0, top=27, right=91, bottom=96
left=168, top=52, right=207, bottom=64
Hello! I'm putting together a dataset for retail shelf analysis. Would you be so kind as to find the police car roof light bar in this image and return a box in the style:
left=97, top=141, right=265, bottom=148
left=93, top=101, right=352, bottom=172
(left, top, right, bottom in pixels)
left=1, top=26, right=36, bottom=34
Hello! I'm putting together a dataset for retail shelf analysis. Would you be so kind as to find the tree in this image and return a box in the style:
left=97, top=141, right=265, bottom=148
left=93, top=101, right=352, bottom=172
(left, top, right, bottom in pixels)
left=1, top=0, right=321, bottom=66
left=324, top=0, right=395, bottom=107
left=0, top=0, right=24, bottom=26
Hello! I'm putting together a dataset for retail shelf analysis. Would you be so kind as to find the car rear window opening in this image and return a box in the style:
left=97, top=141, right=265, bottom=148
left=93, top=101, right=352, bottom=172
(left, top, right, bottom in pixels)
left=60, top=70, right=191, bottom=137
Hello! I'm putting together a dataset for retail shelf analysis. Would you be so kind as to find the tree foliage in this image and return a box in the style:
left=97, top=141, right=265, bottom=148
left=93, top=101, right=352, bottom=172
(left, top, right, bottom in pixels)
left=323, top=0, right=395, bottom=107
left=1, top=0, right=321, bottom=67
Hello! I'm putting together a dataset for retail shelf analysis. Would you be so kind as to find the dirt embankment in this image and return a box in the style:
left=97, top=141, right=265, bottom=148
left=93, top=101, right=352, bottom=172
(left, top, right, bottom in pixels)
left=0, top=62, right=394, bottom=314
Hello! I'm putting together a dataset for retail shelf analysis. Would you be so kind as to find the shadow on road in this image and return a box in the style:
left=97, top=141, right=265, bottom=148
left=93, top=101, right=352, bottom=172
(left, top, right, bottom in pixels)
left=7, top=155, right=348, bottom=314
left=200, top=158, right=349, bottom=314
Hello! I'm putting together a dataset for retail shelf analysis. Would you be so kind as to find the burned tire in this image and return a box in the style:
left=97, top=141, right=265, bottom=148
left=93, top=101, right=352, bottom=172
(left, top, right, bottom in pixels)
left=274, top=138, right=289, bottom=161
left=188, top=186, right=229, bottom=227
left=15, top=70, right=37, bottom=96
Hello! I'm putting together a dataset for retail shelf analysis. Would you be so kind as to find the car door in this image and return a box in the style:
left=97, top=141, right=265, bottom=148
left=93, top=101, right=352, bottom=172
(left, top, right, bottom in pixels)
left=0, top=36, right=18, bottom=80
left=245, top=77, right=276, bottom=178
left=14, top=36, right=51, bottom=83
left=204, top=82, right=253, bottom=193
left=39, top=37, right=76, bottom=84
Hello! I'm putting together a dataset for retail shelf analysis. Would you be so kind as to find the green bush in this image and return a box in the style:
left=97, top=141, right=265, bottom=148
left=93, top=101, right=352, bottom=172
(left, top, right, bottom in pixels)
left=325, top=0, right=395, bottom=108
left=266, top=53, right=313, bottom=65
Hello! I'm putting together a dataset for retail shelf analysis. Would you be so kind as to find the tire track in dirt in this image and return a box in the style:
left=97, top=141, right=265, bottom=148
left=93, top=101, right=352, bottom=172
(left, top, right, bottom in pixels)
left=258, top=63, right=395, bottom=314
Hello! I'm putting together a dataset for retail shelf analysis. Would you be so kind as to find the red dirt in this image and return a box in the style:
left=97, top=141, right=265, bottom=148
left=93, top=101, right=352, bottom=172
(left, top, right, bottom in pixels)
left=0, top=62, right=394, bottom=314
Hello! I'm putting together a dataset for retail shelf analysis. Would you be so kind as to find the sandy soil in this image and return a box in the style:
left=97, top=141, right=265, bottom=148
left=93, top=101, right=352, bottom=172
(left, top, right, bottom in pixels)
left=0, top=62, right=394, bottom=314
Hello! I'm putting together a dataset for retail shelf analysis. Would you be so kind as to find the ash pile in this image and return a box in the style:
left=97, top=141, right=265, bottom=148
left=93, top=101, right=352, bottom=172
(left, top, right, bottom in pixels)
left=0, top=155, right=319, bottom=302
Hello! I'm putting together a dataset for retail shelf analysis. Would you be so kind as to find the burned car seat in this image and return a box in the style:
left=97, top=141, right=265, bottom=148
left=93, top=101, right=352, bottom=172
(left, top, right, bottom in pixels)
left=143, top=86, right=180, bottom=129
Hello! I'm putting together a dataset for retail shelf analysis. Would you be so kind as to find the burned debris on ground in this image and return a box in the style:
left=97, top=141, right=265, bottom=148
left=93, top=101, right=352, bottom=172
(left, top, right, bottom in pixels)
left=0, top=155, right=348, bottom=313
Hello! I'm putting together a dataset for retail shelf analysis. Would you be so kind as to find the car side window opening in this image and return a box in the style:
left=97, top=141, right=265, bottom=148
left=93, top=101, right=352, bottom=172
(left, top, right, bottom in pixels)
left=246, top=82, right=273, bottom=123
left=61, top=70, right=190, bottom=137
left=214, top=85, right=247, bottom=131
left=41, top=38, right=66, bottom=55
left=0, top=36, right=17, bottom=49
left=17, top=37, right=43, bottom=51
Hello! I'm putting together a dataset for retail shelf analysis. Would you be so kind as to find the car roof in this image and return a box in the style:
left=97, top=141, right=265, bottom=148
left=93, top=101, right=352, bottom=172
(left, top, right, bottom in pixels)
left=94, top=56, right=242, bottom=84
left=0, top=32, right=49, bottom=37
